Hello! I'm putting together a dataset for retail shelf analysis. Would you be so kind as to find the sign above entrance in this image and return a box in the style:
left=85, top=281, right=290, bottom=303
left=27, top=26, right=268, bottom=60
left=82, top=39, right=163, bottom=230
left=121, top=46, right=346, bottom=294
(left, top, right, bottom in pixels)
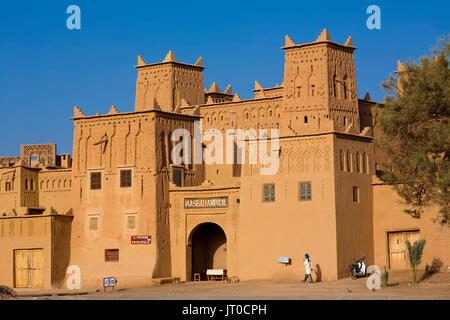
left=131, top=235, right=151, bottom=244
left=184, top=196, right=229, bottom=209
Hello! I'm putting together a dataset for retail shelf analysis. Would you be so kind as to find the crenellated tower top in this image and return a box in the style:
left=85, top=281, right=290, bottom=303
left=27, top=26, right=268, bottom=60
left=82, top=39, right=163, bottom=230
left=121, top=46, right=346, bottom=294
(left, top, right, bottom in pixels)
left=282, top=29, right=360, bottom=132
left=134, top=51, right=205, bottom=112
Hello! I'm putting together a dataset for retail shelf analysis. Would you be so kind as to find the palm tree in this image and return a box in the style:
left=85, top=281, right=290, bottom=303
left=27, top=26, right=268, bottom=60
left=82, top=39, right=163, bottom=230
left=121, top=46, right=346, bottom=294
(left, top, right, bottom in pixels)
left=405, top=239, right=426, bottom=283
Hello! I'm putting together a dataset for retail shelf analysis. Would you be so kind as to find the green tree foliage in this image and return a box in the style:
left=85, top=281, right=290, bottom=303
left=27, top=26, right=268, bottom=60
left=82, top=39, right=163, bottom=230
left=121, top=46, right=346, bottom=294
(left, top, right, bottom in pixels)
left=405, top=239, right=426, bottom=283
left=377, top=36, right=450, bottom=225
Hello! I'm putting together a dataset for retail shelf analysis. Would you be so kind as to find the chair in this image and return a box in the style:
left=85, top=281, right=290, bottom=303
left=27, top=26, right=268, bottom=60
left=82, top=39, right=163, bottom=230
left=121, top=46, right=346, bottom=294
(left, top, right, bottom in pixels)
left=194, top=273, right=201, bottom=281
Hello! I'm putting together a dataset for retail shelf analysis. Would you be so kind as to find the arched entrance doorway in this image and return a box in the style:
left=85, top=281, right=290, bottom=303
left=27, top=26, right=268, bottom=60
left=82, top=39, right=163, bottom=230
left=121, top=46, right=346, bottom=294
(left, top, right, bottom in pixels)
left=188, top=223, right=227, bottom=281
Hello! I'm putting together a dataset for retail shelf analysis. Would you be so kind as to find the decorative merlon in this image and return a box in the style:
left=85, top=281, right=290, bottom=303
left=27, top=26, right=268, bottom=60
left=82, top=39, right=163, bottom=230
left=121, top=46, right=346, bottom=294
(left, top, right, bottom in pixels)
left=206, top=96, right=214, bottom=104
left=163, top=50, right=177, bottom=62
left=74, top=106, right=86, bottom=117
left=254, top=80, right=263, bottom=91
left=195, top=57, right=203, bottom=66
left=315, top=28, right=331, bottom=42
left=137, top=55, right=146, bottom=66
left=224, top=84, right=232, bottom=95
left=233, top=93, right=241, bottom=101
left=209, top=82, right=221, bottom=93
left=397, top=60, right=406, bottom=72
left=344, top=36, right=353, bottom=47
left=180, top=98, right=190, bottom=108
left=193, top=106, right=201, bottom=115
left=285, top=34, right=295, bottom=46
left=108, top=105, right=119, bottom=114
left=361, top=127, right=371, bottom=136
left=345, top=122, right=354, bottom=134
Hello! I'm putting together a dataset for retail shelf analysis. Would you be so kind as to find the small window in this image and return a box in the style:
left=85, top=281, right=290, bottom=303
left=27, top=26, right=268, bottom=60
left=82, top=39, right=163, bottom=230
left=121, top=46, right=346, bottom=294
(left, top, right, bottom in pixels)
left=299, top=182, right=312, bottom=201
left=263, top=183, right=275, bottom=202
left=353, top=186, right=359, bottom=203
left=89, top=216, right=99, bottom=230
left=346, top=151, right=351, bottom=172
left=362, top=153, right=367, bottom=173
left=120, top=170, right=132, bottom=188
left=311, top=85, right=315, bottom=97
left=333, top=74, right=337, bottom=97
left=304, top=116, right=308, bottom=123
left=105, top=249, right=119, bottom=262
left=356, top=152, right=360, bottom=173
left=343, top=76, right=348, bottom=100
left=28, top=208, right=44, bottom=215
left=172, top=169, right=182, bottom=187
left=127, top=215, right=136, bottom=230
left=90, top=172, right=102, bottom=190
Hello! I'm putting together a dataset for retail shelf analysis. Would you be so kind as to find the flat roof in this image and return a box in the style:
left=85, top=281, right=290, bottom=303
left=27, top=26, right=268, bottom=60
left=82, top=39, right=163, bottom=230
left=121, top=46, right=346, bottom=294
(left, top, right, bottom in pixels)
left=70, top=108, right=202, bottom=121
left=281, top=40, right=357, bottom=51
left=135, top=61, right=205, bottom=70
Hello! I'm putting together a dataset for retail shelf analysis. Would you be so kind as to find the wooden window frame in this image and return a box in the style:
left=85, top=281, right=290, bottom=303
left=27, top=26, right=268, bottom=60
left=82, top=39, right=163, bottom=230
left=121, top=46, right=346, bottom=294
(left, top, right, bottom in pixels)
left=126, top=214, right=137, bottom=230
left=299, top=182, right=312, bottom=201
left=262, top=183, right=275, bottom=202
left=88, top=215, right=99, bottom=231
left=352, top=186, right=360, bottom=203
left=172, top=167, right=183, bottom=187
left=105, top=249, right=119, bottom=262
left=120, top=169, right=132, bottom=188
left=90, top=172, right=102, bottom=190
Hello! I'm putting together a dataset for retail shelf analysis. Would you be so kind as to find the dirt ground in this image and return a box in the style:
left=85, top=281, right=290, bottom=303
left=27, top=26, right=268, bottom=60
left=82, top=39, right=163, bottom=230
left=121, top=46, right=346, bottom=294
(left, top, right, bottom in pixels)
left=8, top=270, right=450, bottom=300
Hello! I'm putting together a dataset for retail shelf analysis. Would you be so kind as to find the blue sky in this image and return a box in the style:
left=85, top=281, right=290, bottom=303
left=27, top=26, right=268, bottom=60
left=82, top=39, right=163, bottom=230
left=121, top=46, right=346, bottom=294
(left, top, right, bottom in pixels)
left=0, top=0, right=448, bottom=156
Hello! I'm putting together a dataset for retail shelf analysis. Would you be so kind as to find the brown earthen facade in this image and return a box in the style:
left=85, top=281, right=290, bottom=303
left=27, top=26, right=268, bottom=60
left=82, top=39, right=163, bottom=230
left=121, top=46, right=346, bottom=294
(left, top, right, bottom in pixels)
left=1, top=30, right=448, bottom=289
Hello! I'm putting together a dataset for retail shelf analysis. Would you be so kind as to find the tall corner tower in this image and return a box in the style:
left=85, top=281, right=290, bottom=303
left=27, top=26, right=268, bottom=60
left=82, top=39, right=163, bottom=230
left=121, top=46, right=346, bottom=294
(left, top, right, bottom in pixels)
left=282, top=29, right=360, bottom=132
left=134, top=51, right=205, bottom=112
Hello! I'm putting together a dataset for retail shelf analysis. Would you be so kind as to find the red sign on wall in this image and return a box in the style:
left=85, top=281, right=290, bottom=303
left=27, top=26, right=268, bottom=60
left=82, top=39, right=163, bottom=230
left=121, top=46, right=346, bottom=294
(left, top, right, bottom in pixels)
left=131, top=235, right=151, bottom=244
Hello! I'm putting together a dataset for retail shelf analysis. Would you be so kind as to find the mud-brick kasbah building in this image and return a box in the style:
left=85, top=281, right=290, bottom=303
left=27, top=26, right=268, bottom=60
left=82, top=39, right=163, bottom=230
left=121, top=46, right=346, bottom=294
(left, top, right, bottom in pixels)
left=0, top=29, right=448, bottom=289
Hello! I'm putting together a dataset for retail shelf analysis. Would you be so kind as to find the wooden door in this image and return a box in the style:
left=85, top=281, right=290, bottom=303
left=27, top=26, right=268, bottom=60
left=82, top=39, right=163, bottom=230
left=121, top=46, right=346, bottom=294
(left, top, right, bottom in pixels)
left=388, top=231, right=420, bottom=269
left=14, top=249, right=44, bottom=288
left=14, top=250, right=30, bottom=288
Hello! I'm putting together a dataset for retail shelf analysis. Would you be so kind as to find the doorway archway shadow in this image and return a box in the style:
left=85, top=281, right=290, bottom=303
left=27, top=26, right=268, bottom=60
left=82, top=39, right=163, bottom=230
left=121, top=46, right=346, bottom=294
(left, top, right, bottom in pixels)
left=187, top=222, right=227, bottom=281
